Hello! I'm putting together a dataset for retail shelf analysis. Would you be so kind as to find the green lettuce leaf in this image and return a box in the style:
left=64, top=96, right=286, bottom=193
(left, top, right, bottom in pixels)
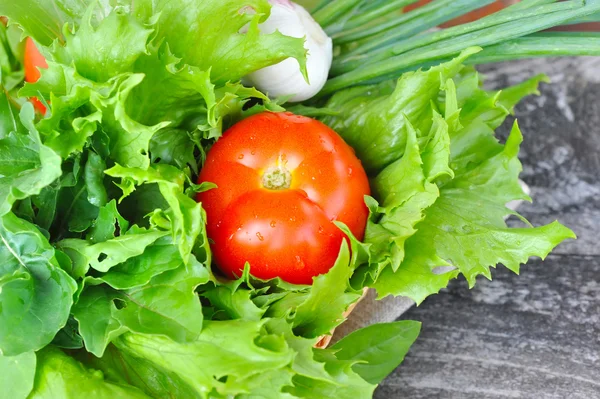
left=374, top=122, right=575, bottom=302
left=113, top=320, right=295, bottom=398
left=358, top=62, right=575, bottom=303
left=287, top=349, right=375, bottom=399
left=61, top=7, right=153, bottom=83
left=331, top=321, right=421, bottom=385
left=0, top=100, right=62, bottom=217
left=72, top=285, right=128, bottom=358
left=293, top=242, right=362, bottom=338
left=0, top=23, right=25, bottom=93
left=358, top=112, right=450, bottom=288
left=74, top=255, right=208, bottom=357
left=59, top=226, right=168, bottom=274
left=0, top=351, right=36, bottom=399
left=87, top=200, right=130, bottom=244
left=28, top=346, right=149, bottom=399
left=0, top=212, right=77, bottom=356
left=105, top=164, right=208, bottom=263
left=321, top=48, right=478, bottom=173
left=153, top=0, right=307, bottom=84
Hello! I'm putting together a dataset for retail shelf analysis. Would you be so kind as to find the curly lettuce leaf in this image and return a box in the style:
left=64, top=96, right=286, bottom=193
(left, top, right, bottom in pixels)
left=374, top=122, right=575, bottom=302
left=0, top=212, right=77, bottom=356
left=105, top=164, right=208, bottom=263
left=113, top=321, right=294, bottom=398
left=359, top=112, right=451, bottom=288
left=59, top=226, right=168, bottom=274
left=87, top=200, right=130, bottom=244
left=321, top=48, right=478, bottom=173
left=354, top=63, right=574, bottom=303
left=154, top=0, right=307, bottom=84
left=287, top=349, right=375, bottom=399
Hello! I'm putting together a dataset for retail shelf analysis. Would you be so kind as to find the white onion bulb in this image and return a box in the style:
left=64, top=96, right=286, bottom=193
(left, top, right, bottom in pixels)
left=244, top=0, right=333, bottom=102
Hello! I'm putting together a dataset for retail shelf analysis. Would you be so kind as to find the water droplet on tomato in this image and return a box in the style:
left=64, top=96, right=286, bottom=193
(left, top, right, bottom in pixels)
left=318, top=226, right=325, bottom=234
left=270, top=221, right=277, bottom=228
left=256, top=232, right=264, bottom=241
left=228, top=233, right=235, bottom=241
left=311, top=176, right=316, bottom=181
left=294, top=255, right=305, bottom=269
left=251, top=150, right=256, bottom=155
left=238, top=154, right=244, bottom=159
left=348, top=167, right=353, bottom=176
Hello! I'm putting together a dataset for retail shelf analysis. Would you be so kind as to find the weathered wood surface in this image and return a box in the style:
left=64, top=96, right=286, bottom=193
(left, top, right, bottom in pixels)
left=375, top=57, right=600, bottom=399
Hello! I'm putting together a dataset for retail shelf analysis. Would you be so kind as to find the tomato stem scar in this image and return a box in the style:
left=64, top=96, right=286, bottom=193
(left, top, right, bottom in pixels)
left=262, top=165, right=292, bottom=190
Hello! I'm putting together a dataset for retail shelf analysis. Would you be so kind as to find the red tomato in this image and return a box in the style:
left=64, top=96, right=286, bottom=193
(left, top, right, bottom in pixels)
left=24, top=38, right=48, bottom=114
left=198, top=112, right=370, bottom=285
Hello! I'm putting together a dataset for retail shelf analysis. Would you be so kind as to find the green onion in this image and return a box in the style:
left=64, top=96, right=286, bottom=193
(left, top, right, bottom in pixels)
left=468, top=32, right=600, bottom=64
left=320, top=0, right=600, bottom=94
left=312, top=0, right=364, bottom=27
left=335, top=0, right=418, bottom=34
left=332, top=0, right=581, bottom=74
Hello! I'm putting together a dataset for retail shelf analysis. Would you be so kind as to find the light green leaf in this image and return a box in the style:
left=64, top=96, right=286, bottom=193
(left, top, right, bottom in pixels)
left=113, top=258, right=208, bottom=343
left=28, top=346, right=150, bottom=399
left=288, top=349, right=375, bottom=399
left=321, top=49, right=476, bottom=173
left=115, top=320, right=294, bottom=397
left=62, top=7, right=153, bottom=83
left=332, top=321, right=421, bottom=385
left=363, top=115, right=445, bottom=281
left=374, top=123, right=575, bottom=303
left=0, top=351, right=36, bottom=399
left=154, top=0, right=307, bottom=84
left=0, top=0, right=93, bottom=46
left=59, top=227, right=168, bottom=274
left=0, top=212, right=76, bottom=356
left=87, top=200, right=130, bottom=244
left=84, top=151, right=108, bottom=208
left=72, top=285, right=127, bottom=358
left=293, top=242, right=362, bottom=338
left=98, top=239, right=182, bottom=290
left=74, top=251, right=207, bottom=357
left=0, top=102, right=62, bottom=217
left=105, top=164, right=208, bottom=262
left=203, top=285, right=266, bottom=321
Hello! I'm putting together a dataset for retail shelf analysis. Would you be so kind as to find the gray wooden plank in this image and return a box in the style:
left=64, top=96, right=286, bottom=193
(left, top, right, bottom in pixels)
left=377, top=256, right=600, bottom=399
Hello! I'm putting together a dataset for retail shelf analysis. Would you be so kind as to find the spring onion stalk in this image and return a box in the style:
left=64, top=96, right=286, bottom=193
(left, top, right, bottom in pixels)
left=333, top=0, right=458, bottom=44
left=333, top=0, right=418, bottom=34
left=311, top=0, right=364, bottom=27
left=467, top=32, right=600, bottom=64
left=318, top=0, right=600, bottom=95
left=335, top=0, right=498, bottom=58
left=332, top=0, right=582, bottom=74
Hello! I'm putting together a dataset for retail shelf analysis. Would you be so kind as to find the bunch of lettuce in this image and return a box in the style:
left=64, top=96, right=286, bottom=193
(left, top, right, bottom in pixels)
left=0, top=0, right=584, bottom=398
